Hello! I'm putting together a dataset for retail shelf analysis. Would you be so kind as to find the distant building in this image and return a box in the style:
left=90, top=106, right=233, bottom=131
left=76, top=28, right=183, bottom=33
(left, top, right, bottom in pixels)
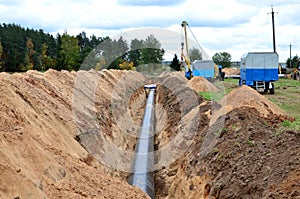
left=231, top=61, right=241, bottom=68
left=162, top=60, right=172, bottom=65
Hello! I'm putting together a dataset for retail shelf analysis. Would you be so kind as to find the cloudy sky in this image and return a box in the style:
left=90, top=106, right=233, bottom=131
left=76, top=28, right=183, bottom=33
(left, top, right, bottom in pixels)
left=1, top=0, right=299, bottom=62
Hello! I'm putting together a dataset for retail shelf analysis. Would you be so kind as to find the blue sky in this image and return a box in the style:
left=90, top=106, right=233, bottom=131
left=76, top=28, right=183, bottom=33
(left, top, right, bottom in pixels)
left=1, top=0, right=299, bottom=62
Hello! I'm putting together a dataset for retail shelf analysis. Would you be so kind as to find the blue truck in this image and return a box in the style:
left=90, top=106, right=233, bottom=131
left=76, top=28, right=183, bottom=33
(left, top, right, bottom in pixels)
left=239, top=52, right=279, bottom=94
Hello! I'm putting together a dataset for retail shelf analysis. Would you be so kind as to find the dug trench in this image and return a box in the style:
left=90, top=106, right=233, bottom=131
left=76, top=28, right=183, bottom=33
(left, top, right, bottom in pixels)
left=152, top=74, right=300, bottom=199
left=0, top=69, right=299, bottom=198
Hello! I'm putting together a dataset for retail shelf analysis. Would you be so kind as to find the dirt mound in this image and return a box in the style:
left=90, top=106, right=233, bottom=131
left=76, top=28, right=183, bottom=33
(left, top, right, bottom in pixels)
left=187, top=76, right=219, bottom=92
left=210, top=85, right=287, bottom=125
left=0, top=69, right=148, bottom=199
left=163, top=107, right=300, bottom=199
left=223, top=85, right=286, bottom=116
left=153, top=77, right=298, bottom=199
left=204, top=108, right=299, bottom=198
left=222, top=67, right=240, bottom=75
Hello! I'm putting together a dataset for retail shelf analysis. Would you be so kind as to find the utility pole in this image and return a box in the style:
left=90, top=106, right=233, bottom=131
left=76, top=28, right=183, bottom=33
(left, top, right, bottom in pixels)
left=268, top=5, right=278, bottom=53
left=289, top=43, right=292, bottom=68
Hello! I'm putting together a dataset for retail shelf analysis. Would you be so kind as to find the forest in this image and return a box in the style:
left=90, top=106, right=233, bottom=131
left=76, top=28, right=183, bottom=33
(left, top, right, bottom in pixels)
left=0, top=23, right=165, bottom=72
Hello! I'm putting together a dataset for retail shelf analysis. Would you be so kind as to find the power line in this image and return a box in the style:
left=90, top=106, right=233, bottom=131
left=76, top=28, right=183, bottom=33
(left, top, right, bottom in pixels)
left=186, top=24, right=211, bottom=60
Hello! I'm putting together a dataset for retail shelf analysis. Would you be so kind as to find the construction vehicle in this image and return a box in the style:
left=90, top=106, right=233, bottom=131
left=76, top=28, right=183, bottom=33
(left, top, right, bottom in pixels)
left=278, top=63, right=287, bottom=74
left=291, top=67, right=300, bottom=80
left=180, top=21, right=215, bottom=80
left=239, top=52, right=279, bottom=94
left=181, top=21, right=193, bottom=80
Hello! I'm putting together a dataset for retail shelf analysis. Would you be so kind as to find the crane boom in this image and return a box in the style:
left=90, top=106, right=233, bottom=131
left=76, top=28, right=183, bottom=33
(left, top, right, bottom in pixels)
left=181, top=21, right=193, bottom=79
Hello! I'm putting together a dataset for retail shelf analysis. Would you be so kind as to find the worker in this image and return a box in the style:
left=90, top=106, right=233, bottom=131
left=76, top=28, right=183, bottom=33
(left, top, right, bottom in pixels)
left=218, top=64, right=222, bottom=75
left=218, top=64, right=225, bottom=81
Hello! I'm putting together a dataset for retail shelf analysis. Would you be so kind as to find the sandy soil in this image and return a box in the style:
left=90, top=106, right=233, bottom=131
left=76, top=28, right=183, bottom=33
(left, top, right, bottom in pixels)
left=0, top=69, right=148, bottom=199
left=210, top=85, right=289, bottom=125
left=1, top=69, right=299, bottom=199
left=152, top=73, right=299, bottom=199
left=187, top=76, right=219, bottom=93
left=222, top=67, right=240, bottom=75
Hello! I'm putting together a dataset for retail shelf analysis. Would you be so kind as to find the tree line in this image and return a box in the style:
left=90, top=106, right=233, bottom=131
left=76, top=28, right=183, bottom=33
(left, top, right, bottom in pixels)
left=286, top=55, right=300, bottom=69
left=0, top=23, right=164, bottom=72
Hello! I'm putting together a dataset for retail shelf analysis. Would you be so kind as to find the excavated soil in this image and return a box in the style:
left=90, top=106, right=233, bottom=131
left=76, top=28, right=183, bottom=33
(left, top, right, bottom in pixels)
left=222, top=67, right=240, bottom=75
left=187, top=76, right=219, bottom=93
left=154, top=79, right=299, bottom=199
left=0, top=69, right=149, bottom=199
left=210, top=85, right=290, bottom=125
left=153, top=72, right=213, bottom=198
left=0, top=69, right=299, bottom=199
left=164, top=107, right=299, bottom=199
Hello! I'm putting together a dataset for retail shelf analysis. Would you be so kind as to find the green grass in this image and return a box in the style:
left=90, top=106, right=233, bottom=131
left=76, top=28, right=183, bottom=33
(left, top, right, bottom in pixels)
left=247, top=139, right=255, bottom=147
left=199, top=91, right=225, bottom=101
left=281, top=120, right=292, bottom=127
left=224, top=78, right=300, bottom=131
left=266, top=78, right=300, bottom=131
left=198, top=78, right=239, bottom=101
left=215, top=78, right=239, bottom=94
left=275, top=78, right=300, bottom=87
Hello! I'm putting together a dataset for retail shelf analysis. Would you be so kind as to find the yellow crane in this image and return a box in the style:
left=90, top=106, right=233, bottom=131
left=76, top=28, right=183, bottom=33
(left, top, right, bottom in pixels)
left=181, top=21, right=193, bottom=80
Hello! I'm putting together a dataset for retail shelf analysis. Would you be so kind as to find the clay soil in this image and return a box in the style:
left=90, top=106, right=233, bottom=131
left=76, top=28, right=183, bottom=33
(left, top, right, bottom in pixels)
left=0, top=69, right=299, bottom=199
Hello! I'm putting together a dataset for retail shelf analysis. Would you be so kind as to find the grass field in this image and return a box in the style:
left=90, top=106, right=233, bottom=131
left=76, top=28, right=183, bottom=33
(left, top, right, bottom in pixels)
left=199, top=78, right=300, bottom=131
left=267, top=79, right=300, bottom=131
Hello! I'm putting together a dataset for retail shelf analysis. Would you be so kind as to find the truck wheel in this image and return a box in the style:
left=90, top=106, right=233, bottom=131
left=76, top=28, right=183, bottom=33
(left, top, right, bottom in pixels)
left=270, top=83, right=275, bottom=94
left=239, top=79, right=245, bottom=86
left=239, top=79, right=246, bottom=86
left=264, top=82, right=269, bottom=93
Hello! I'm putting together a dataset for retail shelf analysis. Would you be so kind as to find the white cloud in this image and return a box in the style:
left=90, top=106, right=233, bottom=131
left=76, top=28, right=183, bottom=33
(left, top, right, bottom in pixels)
left=117, top=0, right=185, bottom=7
left=0, top=0, right=299, bottom=62
left=179, top=0, right=258, bottom=27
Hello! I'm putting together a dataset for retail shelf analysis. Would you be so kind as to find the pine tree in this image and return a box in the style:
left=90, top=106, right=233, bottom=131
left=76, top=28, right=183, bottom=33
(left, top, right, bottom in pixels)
left=141, top=34, right=164, bottom=64
left=129, top=38, right=144, bottom=67
left=23, top=37, right=35, bottom=70
left=170, top=54, right=181, bottom=71
left=0, top=41, right=3, bottom=71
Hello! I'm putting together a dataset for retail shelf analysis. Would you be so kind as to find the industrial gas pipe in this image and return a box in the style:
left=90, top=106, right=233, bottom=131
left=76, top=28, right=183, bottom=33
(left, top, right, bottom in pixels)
left=128, top=84, right=156, bottom=199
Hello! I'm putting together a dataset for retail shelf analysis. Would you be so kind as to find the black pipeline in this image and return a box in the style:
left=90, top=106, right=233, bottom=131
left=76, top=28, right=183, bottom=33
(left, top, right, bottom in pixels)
left=128, top=84, right=156, bottom=199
